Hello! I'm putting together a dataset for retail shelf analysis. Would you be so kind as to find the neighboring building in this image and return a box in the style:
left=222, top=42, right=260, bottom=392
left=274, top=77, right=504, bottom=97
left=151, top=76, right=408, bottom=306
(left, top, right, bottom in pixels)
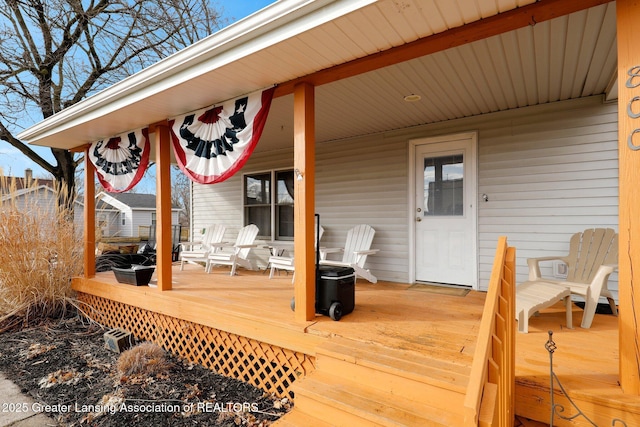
left=0, top=168, right=84, bottom=227
left=96, top=192, right=180, bottom=238
left=0, top=168, right=54, bottom=193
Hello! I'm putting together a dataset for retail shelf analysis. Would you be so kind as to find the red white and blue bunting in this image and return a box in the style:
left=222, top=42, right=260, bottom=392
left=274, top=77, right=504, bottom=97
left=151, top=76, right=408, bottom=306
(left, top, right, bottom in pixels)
left=170, top=87, right=275, bottom=184
left=89, top=128, right=150, bottom=193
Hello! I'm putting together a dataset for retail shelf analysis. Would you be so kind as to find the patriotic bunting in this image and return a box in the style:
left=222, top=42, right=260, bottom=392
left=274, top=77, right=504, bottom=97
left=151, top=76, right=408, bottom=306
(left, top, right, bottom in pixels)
left=170, top=87, right=275, bottom=184
left=89, top=128, right=150, bottom=193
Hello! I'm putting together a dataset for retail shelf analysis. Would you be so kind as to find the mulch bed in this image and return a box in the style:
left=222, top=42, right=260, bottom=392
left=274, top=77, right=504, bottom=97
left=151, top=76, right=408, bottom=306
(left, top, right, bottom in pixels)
left=0, top=315, right=291, bottom=426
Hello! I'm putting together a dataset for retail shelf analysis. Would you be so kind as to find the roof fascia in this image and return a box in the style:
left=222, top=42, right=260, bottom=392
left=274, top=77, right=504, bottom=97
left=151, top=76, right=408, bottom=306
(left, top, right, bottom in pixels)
left=96, top=192, right=130, bottom=212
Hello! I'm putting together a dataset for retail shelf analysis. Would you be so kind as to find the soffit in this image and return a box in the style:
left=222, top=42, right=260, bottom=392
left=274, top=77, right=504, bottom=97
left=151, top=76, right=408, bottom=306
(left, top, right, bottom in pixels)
left=18, top=0, right=616, bottom=152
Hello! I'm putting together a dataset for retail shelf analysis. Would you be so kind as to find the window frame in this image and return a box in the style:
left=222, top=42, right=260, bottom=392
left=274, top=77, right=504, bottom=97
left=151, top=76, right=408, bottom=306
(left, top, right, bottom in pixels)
left=243, top=168, right=294, bottom=241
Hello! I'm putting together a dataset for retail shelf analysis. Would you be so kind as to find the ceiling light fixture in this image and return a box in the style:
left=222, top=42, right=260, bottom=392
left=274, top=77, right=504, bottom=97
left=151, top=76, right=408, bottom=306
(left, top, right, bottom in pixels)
left=403, top=94, right=422, bottom=102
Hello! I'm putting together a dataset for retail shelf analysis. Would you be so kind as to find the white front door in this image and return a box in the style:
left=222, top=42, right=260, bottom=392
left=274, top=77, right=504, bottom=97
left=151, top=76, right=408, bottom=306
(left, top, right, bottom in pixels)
left=413, top=133, right=477, bottom=287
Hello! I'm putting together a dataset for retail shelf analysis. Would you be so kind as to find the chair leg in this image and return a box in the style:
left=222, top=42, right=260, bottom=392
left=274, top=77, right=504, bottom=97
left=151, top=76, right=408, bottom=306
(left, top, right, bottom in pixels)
left=606, top=297, right=618, bottom=316
left=517, top=309, right=528, bottom=333
left=230, top=262, right=237, bottom=276
left=354, top=266, right=377, bottom=284
left=581, top=292, right=599, bottom=329
left=564, top=294, right=573, bottom=329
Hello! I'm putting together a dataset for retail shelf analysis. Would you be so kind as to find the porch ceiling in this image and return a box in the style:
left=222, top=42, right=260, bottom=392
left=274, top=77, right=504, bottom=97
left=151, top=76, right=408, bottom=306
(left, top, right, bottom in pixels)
left=18, top=0, right=617, bottom=151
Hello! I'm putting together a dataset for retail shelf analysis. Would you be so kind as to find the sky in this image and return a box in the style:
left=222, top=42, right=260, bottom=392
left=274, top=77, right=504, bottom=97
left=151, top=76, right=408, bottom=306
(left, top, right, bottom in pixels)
left=0, top=0, right=277, bottom=190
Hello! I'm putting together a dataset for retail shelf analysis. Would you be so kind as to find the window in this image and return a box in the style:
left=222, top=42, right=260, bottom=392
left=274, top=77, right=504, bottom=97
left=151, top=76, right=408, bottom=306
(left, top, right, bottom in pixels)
left=244, top=169, right=294, bottom=240
left=121, top=212, right=126, bottom=226
left=276, top=170, right=294, bottom=239
left=423, top=154, right=464, bottom=216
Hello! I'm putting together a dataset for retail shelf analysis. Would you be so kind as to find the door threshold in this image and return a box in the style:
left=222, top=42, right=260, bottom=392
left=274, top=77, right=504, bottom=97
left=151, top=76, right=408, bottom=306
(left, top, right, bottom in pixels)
left=414, top=281, right=472, bottom=289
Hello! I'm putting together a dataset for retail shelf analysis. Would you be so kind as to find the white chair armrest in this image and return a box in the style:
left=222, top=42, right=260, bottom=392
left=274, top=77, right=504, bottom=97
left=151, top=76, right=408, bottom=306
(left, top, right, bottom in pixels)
left=354, top=249, right=379, bottom=256
left=590, top=264, right=617, bottom=285
left=320, top=247, right=343, bottom=261
left=208, top=242, right=230, bottom=248
left=180, top=240, right=202, bottom=250
left=352, top=249, right=379, bottom=265
left=527, top=255, right=569, bottom=281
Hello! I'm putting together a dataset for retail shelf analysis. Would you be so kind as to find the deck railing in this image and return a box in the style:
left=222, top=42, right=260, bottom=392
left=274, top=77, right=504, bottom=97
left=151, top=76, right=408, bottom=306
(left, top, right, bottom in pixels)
left=463, top=237, right=516, bottom=426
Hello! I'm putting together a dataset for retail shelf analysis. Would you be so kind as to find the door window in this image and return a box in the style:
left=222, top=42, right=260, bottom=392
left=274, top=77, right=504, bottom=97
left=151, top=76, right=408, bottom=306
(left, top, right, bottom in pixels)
left=423, top=154, right=464, bottom=216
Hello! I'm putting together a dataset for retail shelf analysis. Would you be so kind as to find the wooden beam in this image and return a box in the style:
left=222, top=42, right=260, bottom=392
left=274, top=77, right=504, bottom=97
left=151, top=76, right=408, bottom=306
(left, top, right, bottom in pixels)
left=617, top=0, right=640, bottom=396
left=69, top=144, right=90, bottom=153
left=155, top=124, right=173, bottom=291
left=83, top=147, right=96, bottom=278
left=293, top=82, right=316, bottom=322
left=273, top=0, right=613, bottom=99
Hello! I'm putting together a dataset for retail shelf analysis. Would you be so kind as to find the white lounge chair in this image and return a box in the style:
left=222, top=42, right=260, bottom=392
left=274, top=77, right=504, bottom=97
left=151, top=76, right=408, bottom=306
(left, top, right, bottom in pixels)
left=179, top=224, right=226, bottom=270
left=517, top=228, right=618, bottom=330
left=206, top=224, right=259, bottom=276
left=268, top=225, right=324, bottom=282
left=320, top=224, right=379, bottom=283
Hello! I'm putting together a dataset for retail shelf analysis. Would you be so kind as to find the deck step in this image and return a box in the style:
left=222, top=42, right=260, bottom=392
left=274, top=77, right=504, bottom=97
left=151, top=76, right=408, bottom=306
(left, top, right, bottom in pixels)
left=271, top=410, right=335, bottom=427
left=316, top=336, right=470, bottom=394
left=280, top=336, right=469, bottom=426
left=292, top=370, right=464, bottom=426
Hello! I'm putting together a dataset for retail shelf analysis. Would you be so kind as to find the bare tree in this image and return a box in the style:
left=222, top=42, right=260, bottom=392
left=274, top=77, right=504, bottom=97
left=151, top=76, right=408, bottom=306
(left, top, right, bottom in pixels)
left=0, top=0, right=222, bottom=210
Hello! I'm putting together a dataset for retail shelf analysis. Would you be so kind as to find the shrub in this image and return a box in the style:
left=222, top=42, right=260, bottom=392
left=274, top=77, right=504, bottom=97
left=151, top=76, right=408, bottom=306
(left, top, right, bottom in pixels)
left=0, top=175, right=83, bottom=331
left=116, top=342, right=171, bottom=378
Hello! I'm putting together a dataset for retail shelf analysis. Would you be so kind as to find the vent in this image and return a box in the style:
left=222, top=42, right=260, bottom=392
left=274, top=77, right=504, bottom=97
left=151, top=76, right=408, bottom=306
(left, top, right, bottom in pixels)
left=552, top=261, right=568, bottom=279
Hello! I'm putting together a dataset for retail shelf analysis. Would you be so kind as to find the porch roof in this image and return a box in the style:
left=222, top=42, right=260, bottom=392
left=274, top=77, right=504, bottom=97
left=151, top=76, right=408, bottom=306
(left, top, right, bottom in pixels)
left=18, top=0, right=616, bottom=152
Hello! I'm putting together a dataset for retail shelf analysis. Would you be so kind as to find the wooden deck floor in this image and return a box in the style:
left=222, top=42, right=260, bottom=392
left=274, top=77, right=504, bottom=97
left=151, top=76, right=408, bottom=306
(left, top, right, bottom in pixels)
left=72, top=263, right=639, bottom=425
left=513, top=301, right=640, bottom=425
left=75, top=263, right=485, bottom=366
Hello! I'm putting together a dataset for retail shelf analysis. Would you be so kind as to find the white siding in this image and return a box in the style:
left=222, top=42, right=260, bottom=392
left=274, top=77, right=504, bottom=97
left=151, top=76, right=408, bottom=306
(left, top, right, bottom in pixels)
left=131, top=210, right=153, bottom=238
left=192, top=149, right=294, bottom=269
left=192, top=95, right=619, bottom=295
left=315, top=138, right=409, bottom=282
left=476, top=98, right=618, bottom=294
left=97, top=211, right=119, bottom=237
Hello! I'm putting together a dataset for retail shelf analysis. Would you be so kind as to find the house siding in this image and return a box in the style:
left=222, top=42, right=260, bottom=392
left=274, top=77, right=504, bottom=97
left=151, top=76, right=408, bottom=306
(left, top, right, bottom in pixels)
left=191, top=149, right=294, bottom=268
left=192, top=95, right=619, bottom=296
left=131, top=210, right=152, bottom=237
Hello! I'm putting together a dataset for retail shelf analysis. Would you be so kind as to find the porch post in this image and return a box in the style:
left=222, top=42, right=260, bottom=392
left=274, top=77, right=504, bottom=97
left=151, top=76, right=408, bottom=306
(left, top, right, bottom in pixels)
left=83, top=147, right=96, bottom=278
left=293, top=82, right=316, bottom=321
left=617, top=0, right=640, bottom=395
left=154, top=123, right=173, bottom=291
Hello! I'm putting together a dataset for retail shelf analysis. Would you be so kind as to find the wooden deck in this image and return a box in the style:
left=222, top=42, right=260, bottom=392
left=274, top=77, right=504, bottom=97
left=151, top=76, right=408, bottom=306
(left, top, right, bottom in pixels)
left=72, top=263, right=640, bottom=425
left=514, top=301, right=640, bottom=426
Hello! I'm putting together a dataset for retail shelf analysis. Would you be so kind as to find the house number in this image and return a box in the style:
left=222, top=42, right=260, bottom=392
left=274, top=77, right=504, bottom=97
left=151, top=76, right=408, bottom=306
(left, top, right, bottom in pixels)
left=626, top=66, right=640, bottom=150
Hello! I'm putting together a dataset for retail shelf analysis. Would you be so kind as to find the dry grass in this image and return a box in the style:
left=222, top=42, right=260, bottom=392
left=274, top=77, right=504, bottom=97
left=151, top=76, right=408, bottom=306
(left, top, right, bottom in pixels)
left=116, top=342, right=171, bottom=378
left=0, top=175, right=83, bottom=331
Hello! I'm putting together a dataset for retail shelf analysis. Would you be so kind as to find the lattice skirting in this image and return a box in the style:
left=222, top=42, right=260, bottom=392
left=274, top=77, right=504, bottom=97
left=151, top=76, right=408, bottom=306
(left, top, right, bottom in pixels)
left=77, top=292, right=315, bottom=399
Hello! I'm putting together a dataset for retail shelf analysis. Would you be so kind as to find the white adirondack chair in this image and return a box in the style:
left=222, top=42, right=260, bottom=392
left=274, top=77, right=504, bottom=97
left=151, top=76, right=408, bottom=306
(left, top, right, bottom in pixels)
left=206, top=224, right=259, bottom=276
left=320, top=224, right=379, bottom=283
left=179, top=224, right=226, bottom=270
left=517, top=228, right=618, bottom=330
left=268, top=225, right=324, bottom=282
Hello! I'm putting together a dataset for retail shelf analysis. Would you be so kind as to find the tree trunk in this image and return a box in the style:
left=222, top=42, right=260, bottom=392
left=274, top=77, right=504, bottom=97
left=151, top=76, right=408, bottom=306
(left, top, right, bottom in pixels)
left=52, top=148, right=76, bottom=214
